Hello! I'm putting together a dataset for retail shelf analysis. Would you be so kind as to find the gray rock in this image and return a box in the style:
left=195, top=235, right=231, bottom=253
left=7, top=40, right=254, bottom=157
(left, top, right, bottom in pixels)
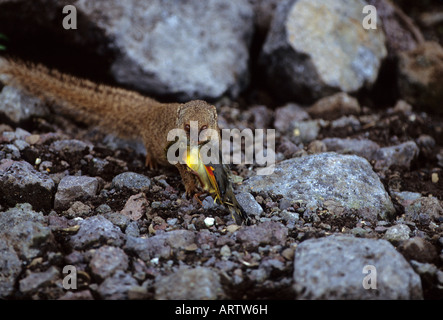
left=111, top=172, right=151, bottom=190
left=322, top=138, right=380, bottom=160
left=290, top=120, right=320, bottom=144
left=54, top=175, right=99, bottom=210
left=0, top=203, right=46, bottom=230
left=125, top=235, right=171, bottom=261
left=8, top=220, right=52, bottom=261
left=125, top=221, right=140, bottom=238
left=260, top=0, right=386, bottom=102
left=383, top=224, right=411, bottom=244
left=97, top=270, right=138, bottom=300
left=404, top=196, right=443, bottom=224
left=236, top=192, right=264, bottom=217
left=0, top=85, right=49, bottom=123
left=236, top=221, right=287, bottom=250
left=155, top=267, right=224, bottom=300
left=89, top=246, right=129, bottom=281
left=293, top=235, right=423, bottom=299
left=2, top=144, right=20, bottom=159
left=125, top=229, right=195, bottom=261
left=50, top=139, right=92, bottom=153
left=307, top=92, right=361, bottom=120
left=330, top=115, right=361, bottom=131
left=391, top=191, right=422, bottom=207
left=273, top=103, right=310, bottom=133
left=74, top=0, right=254, bottom=101
left=373, top=141, right=419, bottom=171
left=19, top=266, right=59, bottom=295
left=239, top=153, right=395, bottom=222
left=69, top=215, right=125, bottom=250
left=14, top=139, right=30, bottom=151
left=0, top=238, right=22, bottom=298
left=0, top=160, right=55, bottom=211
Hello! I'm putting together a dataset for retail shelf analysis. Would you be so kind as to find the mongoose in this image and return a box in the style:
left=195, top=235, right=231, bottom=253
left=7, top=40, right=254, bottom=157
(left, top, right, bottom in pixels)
left=0, top=57, right=218, bottom=197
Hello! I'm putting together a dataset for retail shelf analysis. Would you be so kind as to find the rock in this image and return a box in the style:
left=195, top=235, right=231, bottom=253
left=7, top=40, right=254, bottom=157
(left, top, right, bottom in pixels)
left=0, top=85, right=49, bottom=123
left=125, top=235, right=171, bottom=261
left=322, top=138, right=380, bottom=160
left=373, top=141, right=419, bottom=171
left=19, top=266, right=59, bottom=295
left=260, top=0, right=387, bottom=103
left=125, top=230, right=195, bottom=261
left=249, top=105, right=273, bottom=129
left=273, top=103, right=310, bottom=133
left=290, top=120, right=320, bottom=144
left=307, top=92, right=361, bottom=120
left=8, top=220, right=52, bottom=261
left=293, top=235, right=423, bottom=299
left=391, top=191, right=422, bottom=207
left=404, top=196, right=443, bottom=224
left=2, top=144, right=20, bottom=159
left=59, top=290, right=94, bottom=300
left=398, top=237, right=438, bottom=264
left=330, top=115, right=361, bottom=131
left=74, top=0, right=254, bottom=101
left=235, top=192, right=264, bottom=217
left=0, top=203, right=46, bottom=230
left=103, top=211, right=131, bottom=231
left=383, top=224, right=411, bottom=244
left=154, top=267, right=224, bottom=299
left=120, top=193, right=148, bottom=221
left=0, top=238, right=22, bottom=298
left=89, top=246, right=129, bottom=281
left=50, top=139, right=92, bottom=154
left=236, top=221, right=287, bottom=250
left=63, top=201, right=92, bottom=219
left=239, top=153, right=395, bottom=222
left=97, top=270, right=138, bottom=300
left=125, top=221, right=140, bottom=238
left=54, top=175, right=99, bottom=210
left=69, top=215, right=125, bottom=250
left=398, top=41, right=443, bottom=113
left=111, top=172, right=151, bottom=190
left=0, top=160, right=55, bottom=211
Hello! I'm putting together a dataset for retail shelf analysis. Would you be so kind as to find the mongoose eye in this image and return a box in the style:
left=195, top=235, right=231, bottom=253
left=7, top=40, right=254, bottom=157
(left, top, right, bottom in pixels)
left=184, top=124, right=190, bottom=132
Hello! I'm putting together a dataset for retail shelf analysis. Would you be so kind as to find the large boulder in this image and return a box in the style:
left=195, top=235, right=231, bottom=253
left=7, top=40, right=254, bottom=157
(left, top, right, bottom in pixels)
left=293, top=235, right=423, bottom=299
left=0, top=0, right=254, bottom=101
left=239, top=152, right=395, bottom=221
left=260, top=0, right=387, bottom=103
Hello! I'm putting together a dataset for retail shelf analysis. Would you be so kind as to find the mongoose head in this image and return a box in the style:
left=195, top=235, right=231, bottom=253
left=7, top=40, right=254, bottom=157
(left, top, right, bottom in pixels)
left=177, top=100, right=219, bottom=144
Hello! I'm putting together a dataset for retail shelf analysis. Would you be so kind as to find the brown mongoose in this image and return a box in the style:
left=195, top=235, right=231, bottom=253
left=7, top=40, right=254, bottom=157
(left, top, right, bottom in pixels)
left=0, top=57, right=219, bottom=197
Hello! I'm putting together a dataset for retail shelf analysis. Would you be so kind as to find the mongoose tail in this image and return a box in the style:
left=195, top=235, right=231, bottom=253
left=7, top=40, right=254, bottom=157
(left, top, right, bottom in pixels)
left=0, top=57, right=158, bottom=138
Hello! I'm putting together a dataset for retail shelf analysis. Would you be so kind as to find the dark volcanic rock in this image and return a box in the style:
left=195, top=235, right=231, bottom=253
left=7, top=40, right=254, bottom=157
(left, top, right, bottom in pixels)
left=0, top=159, right=55, bottom=211
left=293, top=235, right=423, bottom=299
left=69, top=215, right=125, bottom=250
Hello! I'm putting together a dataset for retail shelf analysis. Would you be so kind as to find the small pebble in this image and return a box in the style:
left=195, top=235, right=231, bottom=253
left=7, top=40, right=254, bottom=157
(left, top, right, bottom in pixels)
left=204, top=217, right=215, bottom=227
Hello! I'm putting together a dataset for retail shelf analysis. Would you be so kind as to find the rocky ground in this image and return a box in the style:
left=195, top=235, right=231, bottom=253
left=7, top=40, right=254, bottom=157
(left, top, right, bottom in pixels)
left=0, top=92, right=442, bottom=300
left=0, top=0, right=442, bottom=300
